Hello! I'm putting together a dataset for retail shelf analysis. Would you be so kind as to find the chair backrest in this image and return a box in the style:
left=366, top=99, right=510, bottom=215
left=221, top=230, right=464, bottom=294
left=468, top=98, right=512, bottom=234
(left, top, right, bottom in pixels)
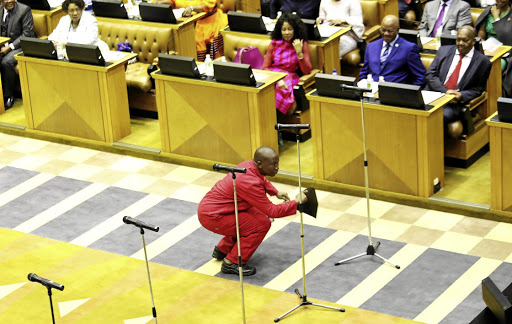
left=97, top=19, right=173, bottom=64
left=360, top=0, right=380, bottom=33
left=32, top=13, right=48, bottom=38
left=222, top=32, right=320, bottom=71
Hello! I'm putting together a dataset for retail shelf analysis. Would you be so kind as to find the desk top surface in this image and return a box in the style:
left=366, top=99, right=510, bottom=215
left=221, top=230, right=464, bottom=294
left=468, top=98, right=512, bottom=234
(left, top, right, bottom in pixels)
left=16, top=51, right=136, bottom=72
left=486, top=112, right=512, bottom=129
left=152, top=69, right=287, bottom=93
left=307, top=89, right=454, bottom=117
left=96, top=12, right=204, bottom=29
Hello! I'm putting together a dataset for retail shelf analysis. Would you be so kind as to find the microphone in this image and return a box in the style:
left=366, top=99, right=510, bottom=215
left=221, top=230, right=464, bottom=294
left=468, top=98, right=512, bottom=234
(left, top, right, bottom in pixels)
left=234, top=0, right=260, bottom=12
left=275, top=123, right=310, bottom=130
left=340, top=84, right=372, bottom=93
left=27, top=273, right=64, bottom=291
left=123, top=216, right=160, bottom=232
left=212, top=163, right=247, bottom=173
left=167, top=24, right=182, bottom=54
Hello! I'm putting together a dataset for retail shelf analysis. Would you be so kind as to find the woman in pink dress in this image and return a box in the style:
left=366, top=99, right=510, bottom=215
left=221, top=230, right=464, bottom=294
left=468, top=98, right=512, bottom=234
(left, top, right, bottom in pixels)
left=262, top=13, right=312, bottom=116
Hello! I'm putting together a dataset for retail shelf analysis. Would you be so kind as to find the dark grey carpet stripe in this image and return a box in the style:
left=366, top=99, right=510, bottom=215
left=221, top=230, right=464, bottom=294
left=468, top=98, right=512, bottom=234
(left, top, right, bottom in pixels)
left=287, top=235, right=405, bottom=302
left=218, top=223, right=336, bottom=286
left=32, top=187, right=147, bottom=241
left=361, top=248, right=479, bottom=319
left=89, top=198, right=199, bottom=256
left=1, top=176, right=90, bottom=229
left=0, top=166, right=38, bottom=194
left=440, top=261, right=512, bottom=324
left=150, top=227, right=220, bottom=271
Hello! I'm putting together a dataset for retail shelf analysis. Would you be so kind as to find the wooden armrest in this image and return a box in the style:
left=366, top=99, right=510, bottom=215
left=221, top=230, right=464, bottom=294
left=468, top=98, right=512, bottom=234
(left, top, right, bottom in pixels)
left=299, top=69, right=320, bottom=89
left=465, top=92, right=487, bottom=110
left=363, top=26, right=380, bottom=43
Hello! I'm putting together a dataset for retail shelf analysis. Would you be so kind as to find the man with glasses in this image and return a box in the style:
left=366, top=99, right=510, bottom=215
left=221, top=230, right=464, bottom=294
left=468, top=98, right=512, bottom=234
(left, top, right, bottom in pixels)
left=359, top=15, right=426, bottom=86
left=0, top=0, right=34, bottom=109
left=425, top=26, right=491, bottom=138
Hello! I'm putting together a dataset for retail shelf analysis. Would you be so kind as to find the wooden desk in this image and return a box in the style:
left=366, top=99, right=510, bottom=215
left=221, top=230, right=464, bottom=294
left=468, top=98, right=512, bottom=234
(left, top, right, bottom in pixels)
left=308, top=92, right=452, bottom=197
left=32, top=7, right=66, bottom=34
left=221, top=27, right=350, bottom=74
left=0, top=36, right=10, bottom=115
left=487, top=113, right=512, bottom=213
left=97, top=14, right=204, bottom=59
left=17, top=52, right=135, bottom=142
left=153, top=70, right=285, bottom=164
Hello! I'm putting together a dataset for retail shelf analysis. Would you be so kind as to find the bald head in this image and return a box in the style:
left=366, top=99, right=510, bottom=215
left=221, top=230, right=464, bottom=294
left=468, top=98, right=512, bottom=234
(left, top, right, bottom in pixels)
left=456, top=25, right=476, bottom=56
left=254, top=146, right=279, bottom=177
left=380, top=15, right=399, bottom=44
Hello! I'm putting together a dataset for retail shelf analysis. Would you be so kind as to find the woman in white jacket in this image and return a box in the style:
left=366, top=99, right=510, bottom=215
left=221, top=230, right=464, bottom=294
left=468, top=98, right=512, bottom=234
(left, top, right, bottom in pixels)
left=48, top=0, right=109, bottom=52
left=317, top=0, right=364, bottom=58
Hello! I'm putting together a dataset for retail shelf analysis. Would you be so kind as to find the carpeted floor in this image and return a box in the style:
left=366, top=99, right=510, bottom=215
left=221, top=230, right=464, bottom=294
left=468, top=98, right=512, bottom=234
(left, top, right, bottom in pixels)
left=1, top=132, right=512, bottom=323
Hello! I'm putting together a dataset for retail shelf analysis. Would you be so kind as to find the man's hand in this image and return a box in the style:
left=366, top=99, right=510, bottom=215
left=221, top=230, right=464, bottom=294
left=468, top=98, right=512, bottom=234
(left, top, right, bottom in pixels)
left=276, top=191, right=290, bottom=201
left=0, top=46, right=11, bottom=56
left=295, top=190, right=308, bottom=204
left=446, top=89, right=462, bottom=103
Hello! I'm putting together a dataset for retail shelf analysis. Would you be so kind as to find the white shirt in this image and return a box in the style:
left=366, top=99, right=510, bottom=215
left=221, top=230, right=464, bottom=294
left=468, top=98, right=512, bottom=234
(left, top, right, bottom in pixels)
left=436, top=0, right=453, bottom=24
left=445, top=47, right=474, bottom=86
left=2, top=8, right=14, bottom=49
left=381, top=35, right=399, bottom=57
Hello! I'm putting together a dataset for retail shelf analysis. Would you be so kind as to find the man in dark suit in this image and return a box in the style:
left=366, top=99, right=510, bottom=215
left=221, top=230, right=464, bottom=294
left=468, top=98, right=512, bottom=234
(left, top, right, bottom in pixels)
left=425, top=26, right=492, bottom=138
left=0, top=0, right=34, bottom=109
left=270, top=0, right=320, bottom=20
left=359, top=15, right=426, bottom=86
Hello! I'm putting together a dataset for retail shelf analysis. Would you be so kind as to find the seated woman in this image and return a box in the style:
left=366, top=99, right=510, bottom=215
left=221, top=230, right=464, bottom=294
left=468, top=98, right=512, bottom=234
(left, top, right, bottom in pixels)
left=475, top=0, right=512, bottom=97
left=155, top=0, right=227, bottom=61
left=48, top=0, right=109, bottom=52
left=262, top=13, right=312, bottom=117
left=317, top=0, right=364, bottom=59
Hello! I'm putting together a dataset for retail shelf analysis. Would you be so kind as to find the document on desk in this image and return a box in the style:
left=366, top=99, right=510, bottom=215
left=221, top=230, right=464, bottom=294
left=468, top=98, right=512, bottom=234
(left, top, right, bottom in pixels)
left=253, top=71, right=268, bottom=82
left=318, top=25, right=342, bottom=38
left=266, top=23, right=275, bottom=32
left=421, top=90, right=444, bottom=104
left=103, top=51, right=129, bottom=62
left=420, top=37, right=434, bottom=45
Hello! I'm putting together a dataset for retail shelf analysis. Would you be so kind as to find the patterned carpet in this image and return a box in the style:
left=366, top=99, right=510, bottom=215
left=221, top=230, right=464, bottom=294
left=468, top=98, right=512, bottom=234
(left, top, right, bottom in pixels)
left=1, top=132, right=512, bottom=323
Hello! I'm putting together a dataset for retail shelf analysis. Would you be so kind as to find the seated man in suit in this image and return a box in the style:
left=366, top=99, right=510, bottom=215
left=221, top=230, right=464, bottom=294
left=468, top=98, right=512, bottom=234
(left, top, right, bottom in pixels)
left=0, top=0, right=34, bottom=109
left=419, top=0, right=472, bottom=38
left=270, top=0, right=320, bottom=20
left=425, top=26, right=492, bottom=138
left=359, top=15, right=426, bottom=87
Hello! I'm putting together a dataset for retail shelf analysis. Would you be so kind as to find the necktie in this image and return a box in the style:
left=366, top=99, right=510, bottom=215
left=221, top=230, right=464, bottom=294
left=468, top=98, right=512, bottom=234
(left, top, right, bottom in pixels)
left=405, top=0, right=411, bottom=4
left=380, top=43, right=390, bottom=66
left=444, top=54, right=464, bottom=90
left=431, top=2, right=447, bottom=38
left=1, top=11, right=10, bottom=37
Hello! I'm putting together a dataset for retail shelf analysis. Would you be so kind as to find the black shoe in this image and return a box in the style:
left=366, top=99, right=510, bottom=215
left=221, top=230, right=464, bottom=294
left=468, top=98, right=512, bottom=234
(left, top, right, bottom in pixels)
left=4, top=96, right=14, bottom=109
left=212, top=246, right=226, bottom=261
left=221, top=259, right=256, bottom=276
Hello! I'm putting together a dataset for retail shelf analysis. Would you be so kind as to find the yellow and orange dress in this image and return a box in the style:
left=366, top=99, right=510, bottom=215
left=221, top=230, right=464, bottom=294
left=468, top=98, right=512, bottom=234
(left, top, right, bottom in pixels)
left=170, top=0, right=228, bottom=61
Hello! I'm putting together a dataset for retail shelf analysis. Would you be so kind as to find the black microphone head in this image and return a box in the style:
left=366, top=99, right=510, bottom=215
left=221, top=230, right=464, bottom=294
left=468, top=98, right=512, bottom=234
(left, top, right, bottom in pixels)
left=122, top=216, right=130, bottom=224
left=274, top=124, right=280, bottom=130
left=27, top=273, right=36, bottom=281
left=213, top=163, right=220, bottom=171
left=154, top=226, right=160, bottom=232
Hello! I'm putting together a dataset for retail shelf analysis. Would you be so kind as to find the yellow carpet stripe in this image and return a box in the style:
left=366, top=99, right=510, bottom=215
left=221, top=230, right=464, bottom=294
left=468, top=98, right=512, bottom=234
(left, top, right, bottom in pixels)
left=0, top=173, right=54, bottom=208
left=14, top=183, right=108, bottom=233
left=131, top=213, right=201, bottom=260
left=414, top=257, right=502, bottom=324
left=264, top=230, right=356, bottom=291
left=194, top=217, right=292, bottom=276
left=337, top=244, right=428, bottom=307
left=70, top=194, right=166, bottom=247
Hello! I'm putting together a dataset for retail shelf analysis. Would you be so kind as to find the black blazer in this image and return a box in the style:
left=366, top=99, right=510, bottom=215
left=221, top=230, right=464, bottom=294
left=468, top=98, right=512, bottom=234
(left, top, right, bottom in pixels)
left=425, top=45, right=492, bottom=104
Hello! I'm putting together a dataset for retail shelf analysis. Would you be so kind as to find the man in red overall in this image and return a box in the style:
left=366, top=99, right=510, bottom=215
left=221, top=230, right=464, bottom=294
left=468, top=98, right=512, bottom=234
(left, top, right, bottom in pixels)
left=198, top=146, right=307, bottom=276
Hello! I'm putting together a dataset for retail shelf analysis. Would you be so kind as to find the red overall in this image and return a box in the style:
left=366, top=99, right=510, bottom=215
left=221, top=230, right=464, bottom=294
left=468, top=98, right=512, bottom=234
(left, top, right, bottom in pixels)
left=198, top=160, right=297, bottom=264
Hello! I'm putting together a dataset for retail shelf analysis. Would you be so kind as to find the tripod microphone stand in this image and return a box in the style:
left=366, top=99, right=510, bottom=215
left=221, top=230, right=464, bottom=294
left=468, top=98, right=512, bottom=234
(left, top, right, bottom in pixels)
left=274, top=124, right=344, bottom=322
left=213, top=163, right=248, bottom=324
left=123, top=216, right=160, bottom=323
left=334, top=84, right=400, bottom=269
left=28, top=273, right=64, bottom=324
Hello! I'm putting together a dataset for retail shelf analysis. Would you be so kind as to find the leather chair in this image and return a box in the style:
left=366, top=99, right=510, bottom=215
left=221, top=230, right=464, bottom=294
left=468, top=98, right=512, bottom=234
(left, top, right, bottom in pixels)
left=421, top=55, right=489, bottom=166
left=97, top=20, right=175, bottom=112
left=340, top=0, right=381, bottom=77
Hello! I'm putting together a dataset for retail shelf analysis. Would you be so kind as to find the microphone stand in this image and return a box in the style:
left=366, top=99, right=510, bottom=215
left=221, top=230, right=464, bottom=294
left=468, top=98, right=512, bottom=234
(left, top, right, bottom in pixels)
left=47, top=286, right=56, bottom=324
left=334, top=85, right=400, bottom=269
left=139, top=227, right=158, bottom=324
left=274, top=124, right=344, bottom=323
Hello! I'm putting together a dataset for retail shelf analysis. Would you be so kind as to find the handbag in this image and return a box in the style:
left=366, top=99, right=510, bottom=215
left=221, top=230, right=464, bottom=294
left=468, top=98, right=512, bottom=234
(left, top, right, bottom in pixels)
left=234, top=46, right=264, bottom=70
left=117, top=42, right=133, bottom=53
